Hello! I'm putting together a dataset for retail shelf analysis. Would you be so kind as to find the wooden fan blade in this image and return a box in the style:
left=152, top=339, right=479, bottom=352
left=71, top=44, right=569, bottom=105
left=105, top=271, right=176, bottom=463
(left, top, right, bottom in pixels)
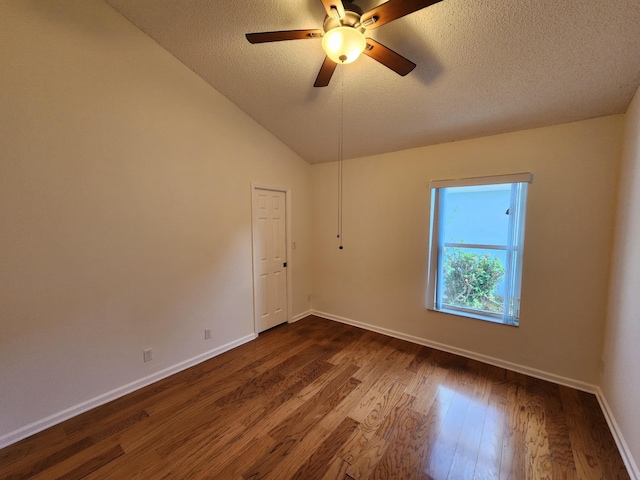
left=361, top=0, right=443, bottom=30
left=320, top=0, right=346, bottom=19
left=363, top=38, right=416, bottom=76
left=246, top=29, right=323, bottom=44
left=314, top=57, right=338, bottom=87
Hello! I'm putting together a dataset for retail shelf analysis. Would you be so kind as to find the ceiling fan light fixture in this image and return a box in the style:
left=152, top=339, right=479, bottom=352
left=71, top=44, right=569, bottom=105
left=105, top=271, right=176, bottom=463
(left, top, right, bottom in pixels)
left=322, top=26, right=366, bottom=64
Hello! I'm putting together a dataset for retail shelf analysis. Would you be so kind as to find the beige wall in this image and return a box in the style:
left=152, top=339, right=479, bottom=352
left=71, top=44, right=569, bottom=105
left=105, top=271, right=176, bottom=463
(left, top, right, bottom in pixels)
left=0, top=0, right=312, bottom=442
left=601, top=86, right=640, bottom=476
left=312, top=116, right=623, bottom=386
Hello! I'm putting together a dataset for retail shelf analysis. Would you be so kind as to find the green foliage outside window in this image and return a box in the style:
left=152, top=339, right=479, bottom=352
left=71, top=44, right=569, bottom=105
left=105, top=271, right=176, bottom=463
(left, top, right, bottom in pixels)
left=442, top=249, right=506, bottom=313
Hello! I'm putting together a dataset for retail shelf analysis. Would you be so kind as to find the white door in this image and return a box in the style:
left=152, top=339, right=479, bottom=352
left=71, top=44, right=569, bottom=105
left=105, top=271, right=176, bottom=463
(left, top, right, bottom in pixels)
left=253, top=188, right=287, bottom=332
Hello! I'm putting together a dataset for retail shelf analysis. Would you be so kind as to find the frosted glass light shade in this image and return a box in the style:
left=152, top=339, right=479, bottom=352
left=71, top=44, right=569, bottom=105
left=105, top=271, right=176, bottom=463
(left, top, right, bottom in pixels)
left=322, top=27, right=366, bottom=64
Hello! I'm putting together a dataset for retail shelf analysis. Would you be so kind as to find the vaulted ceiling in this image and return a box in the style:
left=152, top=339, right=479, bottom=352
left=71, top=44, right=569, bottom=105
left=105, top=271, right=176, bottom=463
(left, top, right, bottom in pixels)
left=104, top=0, right=640, bottom=164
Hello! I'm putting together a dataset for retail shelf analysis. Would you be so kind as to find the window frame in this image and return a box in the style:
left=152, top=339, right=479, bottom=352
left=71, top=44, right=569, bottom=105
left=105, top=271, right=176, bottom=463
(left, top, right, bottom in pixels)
left=427, top=173, right=532, bottom=326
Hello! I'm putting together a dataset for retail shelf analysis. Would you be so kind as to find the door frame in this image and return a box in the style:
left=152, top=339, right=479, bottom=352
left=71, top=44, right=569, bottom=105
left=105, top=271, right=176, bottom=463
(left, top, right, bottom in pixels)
left=250, top=183, right=293, bottom=333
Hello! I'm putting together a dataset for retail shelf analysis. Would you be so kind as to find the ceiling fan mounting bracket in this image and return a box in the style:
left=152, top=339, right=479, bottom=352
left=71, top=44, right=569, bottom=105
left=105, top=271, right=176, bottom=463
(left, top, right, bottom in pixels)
left=323, top=8, right=364, bottom=33
left=341, top=1, right=364, bottom=17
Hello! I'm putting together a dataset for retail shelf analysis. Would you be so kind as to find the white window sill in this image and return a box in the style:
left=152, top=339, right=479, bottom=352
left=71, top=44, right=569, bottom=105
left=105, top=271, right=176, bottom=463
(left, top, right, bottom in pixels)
left=428, top=306, right=519, bottom=327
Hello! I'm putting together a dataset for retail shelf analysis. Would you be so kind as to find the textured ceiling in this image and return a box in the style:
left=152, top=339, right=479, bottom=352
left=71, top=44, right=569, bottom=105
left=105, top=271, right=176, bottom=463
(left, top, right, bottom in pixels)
left=104, top=0, right=640, bottom=164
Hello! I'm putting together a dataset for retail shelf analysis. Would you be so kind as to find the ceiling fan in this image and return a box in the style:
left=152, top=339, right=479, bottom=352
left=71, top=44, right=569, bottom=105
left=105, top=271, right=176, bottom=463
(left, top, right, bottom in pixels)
left=245, top=0, right=443, bottom=87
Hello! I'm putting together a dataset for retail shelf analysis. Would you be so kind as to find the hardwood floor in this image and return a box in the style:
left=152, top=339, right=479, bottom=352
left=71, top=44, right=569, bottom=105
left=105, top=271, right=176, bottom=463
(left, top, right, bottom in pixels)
left=0, top=316, right=630, bottom=479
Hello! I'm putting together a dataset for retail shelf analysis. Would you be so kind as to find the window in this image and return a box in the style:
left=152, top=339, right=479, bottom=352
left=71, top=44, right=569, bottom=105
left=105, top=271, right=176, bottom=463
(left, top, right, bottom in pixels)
left=427, top=173, right=532, bottom=326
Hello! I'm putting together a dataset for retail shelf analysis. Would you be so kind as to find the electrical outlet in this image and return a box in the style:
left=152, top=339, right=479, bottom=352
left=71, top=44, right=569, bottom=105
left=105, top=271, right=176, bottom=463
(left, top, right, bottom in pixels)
left=204, top=329, right=211, bottom=340
left=292, top=241, right=297, bottom=250
left=143, top=348, right=152, bottom=362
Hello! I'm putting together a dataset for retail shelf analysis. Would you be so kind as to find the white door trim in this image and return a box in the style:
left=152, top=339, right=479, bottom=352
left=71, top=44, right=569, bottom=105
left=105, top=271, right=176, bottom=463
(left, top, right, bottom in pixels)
left=250, top=183, right=293, bottom=333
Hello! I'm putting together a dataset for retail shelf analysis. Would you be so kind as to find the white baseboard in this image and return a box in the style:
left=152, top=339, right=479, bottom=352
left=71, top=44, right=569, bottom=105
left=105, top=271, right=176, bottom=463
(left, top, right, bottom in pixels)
left=0, top=333, right=257, bottom=450
left=290, top=310, right=312, bottom=323
left=595, top=388, right=640, bottom=480
left=311, top=310, right=598, bottom=393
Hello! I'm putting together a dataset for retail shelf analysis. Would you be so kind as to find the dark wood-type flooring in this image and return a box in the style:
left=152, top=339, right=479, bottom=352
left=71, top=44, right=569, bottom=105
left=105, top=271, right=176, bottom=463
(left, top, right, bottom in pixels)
left=0, top=315, right=630, bottom=479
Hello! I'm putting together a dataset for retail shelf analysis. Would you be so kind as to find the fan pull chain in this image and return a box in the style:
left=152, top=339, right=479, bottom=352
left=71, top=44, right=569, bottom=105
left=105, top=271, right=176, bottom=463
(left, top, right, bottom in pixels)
left=337, top=65, right=344, bottom=250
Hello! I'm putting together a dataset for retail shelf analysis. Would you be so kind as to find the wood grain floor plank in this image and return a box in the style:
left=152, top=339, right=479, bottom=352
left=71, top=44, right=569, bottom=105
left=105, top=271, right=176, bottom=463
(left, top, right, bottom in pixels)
left=320, top=455, right=352, bottom=480
left=261, top=395, right=369, bottom=480
left=368, top=401, right=429, bottom=480
left=314, top=371, right=409, bottom=442
left=344, top=434, right=390, bottom=480
left=524, top=403, right=552, bottom=479
left=81, top=445, right=164, bottom=479
left=405, top=346, right=436, bottom=372
left=243, top=371, right=362, bottom=480
left=267, top=364, right=360, bottom=441
left=125, top=342, right=321, bottom=456
left=328, top=329, right=391, bottom=367
left=338, top=381, right=407, bottom=464
left=404, top=356, right=437, bottom=395
left=423, top=389, right=471, bottom=479
left=233, top=363, right=351, bottom=443
left=259, top=425, right=337, bottom=480
left=535, top=380, right=579, bottom=479
left=2, top=437, right=95, bottom=480
left=152, top=404, right=243, bottom=458
left=155, top=421, right=248, bottom=478
left=500, top=426, right=526, bottom=480
left=578, top=390, right=631, bottom=479
left=289, top=417, right=359, bottom=480
left=408, top=362, right=451, bottom=415
left=0, top=316, right=631, bottom=480
left=374, top=392, right=417, bottom=443
left=241, top=436, right=302, bottom=480
left=210, top=434, right=276, bottom=480
left=348, top=371, right=412, bottom=424
left=468, top=360, right=494, bottom=406
left=473, top=399, right=506, bottom=480
left=81, top=324, right=307, bottom=436
left=0, top=425, right=67, bottom=470
left=239, top=358, right=335, bottom=429
left=141, top=333, right=315, bottom=419
left=26, top=440, right=123, bottom=480
left=498, top=374, right=528, bottom=480
left=410, top=397, right=452, bottom=477
left=346, top=392, right=419, bottom=479
left=289, top=335, right=418, bottom=444
left=213, top=367, right=286, bottom=408
left=448, top=402, right=488, bottom=479
left=559, top=386, right=614, bottom=480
